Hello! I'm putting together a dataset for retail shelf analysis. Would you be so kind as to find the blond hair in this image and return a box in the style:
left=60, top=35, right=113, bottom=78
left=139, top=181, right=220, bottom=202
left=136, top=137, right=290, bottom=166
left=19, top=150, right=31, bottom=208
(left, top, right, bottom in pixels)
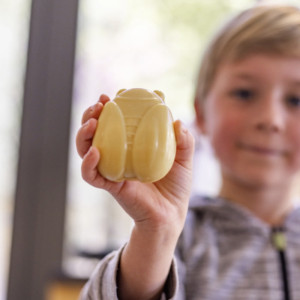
left=195, top=4, right=300, bottom=105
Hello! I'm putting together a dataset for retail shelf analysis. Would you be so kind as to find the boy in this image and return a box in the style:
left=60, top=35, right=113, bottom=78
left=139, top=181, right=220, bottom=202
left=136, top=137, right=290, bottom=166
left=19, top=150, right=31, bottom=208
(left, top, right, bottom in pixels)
left=76, top=4, right=300, bottom=300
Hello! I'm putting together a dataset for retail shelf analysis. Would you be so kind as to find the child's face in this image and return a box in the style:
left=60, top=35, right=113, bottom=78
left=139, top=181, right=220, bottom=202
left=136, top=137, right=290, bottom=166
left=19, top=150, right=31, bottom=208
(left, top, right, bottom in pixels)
left=197, top=54, right=300, bottom=189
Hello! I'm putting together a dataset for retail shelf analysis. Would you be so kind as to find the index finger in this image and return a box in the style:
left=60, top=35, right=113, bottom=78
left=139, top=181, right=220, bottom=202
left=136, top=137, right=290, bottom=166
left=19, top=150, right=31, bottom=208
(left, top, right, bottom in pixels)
left=81, top=94, right=111, bottom=125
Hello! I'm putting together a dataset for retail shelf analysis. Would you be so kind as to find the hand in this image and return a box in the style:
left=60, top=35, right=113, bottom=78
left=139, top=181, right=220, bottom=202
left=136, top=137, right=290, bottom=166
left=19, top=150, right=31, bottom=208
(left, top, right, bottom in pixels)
left=76, top=94, right=195, bottom=234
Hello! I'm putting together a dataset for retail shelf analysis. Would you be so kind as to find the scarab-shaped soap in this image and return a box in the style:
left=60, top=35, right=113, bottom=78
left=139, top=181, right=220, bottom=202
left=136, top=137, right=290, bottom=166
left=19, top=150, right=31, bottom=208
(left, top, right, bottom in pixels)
left=92, top=88, right=176, bottom=182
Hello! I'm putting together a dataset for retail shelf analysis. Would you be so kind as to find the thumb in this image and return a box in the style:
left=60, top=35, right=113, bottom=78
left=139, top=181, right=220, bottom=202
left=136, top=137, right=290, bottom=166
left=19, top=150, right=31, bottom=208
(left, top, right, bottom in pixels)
left=173, top=120, right=195, bottom=169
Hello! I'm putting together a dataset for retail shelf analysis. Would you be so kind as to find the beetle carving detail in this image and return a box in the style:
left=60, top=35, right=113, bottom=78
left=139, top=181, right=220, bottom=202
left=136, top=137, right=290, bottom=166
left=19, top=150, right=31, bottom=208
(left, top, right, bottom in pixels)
left=92, top=88, right=177, bottom=182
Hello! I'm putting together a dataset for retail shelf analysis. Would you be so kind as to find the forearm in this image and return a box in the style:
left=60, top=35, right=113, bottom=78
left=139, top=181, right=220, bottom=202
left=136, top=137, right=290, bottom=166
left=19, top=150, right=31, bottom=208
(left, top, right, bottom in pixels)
left=117, top=225, right=180, bottom=300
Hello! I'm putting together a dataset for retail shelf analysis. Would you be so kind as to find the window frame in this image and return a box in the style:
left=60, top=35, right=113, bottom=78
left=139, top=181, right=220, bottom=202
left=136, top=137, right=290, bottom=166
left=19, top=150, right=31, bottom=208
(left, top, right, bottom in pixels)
left=7, top=0, right=79, bottom=299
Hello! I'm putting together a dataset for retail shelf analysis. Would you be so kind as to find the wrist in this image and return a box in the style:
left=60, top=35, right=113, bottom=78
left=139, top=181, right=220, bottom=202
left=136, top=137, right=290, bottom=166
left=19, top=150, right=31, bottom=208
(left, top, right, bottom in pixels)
left=134, top=202, right=187, bottom=238
left=118, top=224, right=179, bottom=299
left=132, top=221, right=182, bottom=250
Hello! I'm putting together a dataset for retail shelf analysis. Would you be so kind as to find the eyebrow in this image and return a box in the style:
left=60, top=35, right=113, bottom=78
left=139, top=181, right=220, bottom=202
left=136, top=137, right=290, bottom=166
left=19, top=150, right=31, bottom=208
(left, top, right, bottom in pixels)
left=232, top=73, right=300, bottom=87
left=231, top=73, right=258, bottom=81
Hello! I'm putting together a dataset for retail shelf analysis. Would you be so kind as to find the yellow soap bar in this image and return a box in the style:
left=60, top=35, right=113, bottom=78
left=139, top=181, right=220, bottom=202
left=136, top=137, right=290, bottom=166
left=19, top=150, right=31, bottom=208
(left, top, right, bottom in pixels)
left=92, top=88, right=176, bottom=182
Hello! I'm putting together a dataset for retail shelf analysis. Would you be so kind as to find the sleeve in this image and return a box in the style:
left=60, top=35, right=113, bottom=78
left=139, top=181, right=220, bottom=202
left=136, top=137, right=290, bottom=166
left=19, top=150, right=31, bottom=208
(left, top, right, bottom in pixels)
left=172, top=236, right=187, bottom=300
left=78, top=244, right=184, bottom=300
left=79, top=246, right=124, bottom=300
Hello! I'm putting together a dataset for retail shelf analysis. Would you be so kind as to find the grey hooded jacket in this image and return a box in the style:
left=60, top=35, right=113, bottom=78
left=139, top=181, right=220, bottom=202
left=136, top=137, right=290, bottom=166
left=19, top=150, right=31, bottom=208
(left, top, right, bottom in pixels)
left=79, top=196, right=300, bottom=299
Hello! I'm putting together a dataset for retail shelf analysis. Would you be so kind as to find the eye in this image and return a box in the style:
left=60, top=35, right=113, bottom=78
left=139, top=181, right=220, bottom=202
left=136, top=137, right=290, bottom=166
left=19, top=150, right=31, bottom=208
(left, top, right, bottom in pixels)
left=286, top=95, right=300, bottom=107
left=232, top=88, right=254, bottom=101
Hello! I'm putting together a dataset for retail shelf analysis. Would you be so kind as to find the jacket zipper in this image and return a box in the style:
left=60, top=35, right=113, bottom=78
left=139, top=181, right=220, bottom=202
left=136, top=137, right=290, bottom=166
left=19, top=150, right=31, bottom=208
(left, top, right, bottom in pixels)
left=272, top=227, right=291, bottom=300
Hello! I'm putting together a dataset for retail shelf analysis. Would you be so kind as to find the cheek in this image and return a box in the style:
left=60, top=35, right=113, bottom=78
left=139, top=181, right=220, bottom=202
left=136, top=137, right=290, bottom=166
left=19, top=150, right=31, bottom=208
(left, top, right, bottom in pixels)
left=290, top=131, right=300, bottom=170
left=206, top=113, right=242, bottom=150
left=285, top=118, right=300, bottom=165
left=211, top=135, right=235, bottom=165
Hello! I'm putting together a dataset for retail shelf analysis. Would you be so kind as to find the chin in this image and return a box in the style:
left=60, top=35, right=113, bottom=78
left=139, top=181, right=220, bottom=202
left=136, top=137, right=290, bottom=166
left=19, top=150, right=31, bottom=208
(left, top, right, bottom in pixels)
left=237, top=172, right=289, bottom=190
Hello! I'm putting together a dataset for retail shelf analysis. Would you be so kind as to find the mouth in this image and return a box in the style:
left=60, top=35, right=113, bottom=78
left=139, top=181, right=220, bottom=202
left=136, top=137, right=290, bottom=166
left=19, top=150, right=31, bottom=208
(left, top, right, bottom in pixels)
left=238, top=143, right=285, bottom=157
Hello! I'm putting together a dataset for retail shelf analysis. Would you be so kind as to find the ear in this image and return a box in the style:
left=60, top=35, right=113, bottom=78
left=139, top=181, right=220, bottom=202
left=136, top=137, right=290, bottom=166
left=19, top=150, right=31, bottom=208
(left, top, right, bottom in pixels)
left=194, top=99, right=207, bottom=134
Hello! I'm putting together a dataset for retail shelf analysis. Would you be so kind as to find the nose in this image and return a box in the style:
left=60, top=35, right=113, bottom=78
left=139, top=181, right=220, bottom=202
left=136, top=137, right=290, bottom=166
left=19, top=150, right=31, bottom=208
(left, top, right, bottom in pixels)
left=253, top=93, right=285, bottom=133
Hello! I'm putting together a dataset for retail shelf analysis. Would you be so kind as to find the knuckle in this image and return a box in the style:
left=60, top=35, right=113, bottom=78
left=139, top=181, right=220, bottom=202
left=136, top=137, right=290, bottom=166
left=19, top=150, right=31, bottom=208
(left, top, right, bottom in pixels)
left=81, top=165, right=90, bottom=182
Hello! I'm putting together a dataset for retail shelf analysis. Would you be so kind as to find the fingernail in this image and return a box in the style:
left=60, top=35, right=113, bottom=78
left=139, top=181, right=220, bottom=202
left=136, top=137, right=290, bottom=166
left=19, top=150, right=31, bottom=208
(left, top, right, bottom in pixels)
left=180, top=122, right=188, bottom=134
left=89, top=105, right=95, bottom=113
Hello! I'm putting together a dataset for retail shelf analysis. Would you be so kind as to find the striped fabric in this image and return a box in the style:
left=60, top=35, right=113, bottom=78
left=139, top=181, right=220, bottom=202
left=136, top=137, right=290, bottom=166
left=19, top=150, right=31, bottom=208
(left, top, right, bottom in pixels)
left=175, top=196, right=300, bottom=299
left=79, top=195, right=300, bottom=300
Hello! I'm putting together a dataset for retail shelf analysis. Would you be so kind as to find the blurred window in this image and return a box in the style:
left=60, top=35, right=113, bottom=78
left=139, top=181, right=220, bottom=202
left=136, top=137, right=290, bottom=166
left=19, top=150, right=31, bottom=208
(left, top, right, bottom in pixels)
left=0, top=0, right=31, bottom=299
